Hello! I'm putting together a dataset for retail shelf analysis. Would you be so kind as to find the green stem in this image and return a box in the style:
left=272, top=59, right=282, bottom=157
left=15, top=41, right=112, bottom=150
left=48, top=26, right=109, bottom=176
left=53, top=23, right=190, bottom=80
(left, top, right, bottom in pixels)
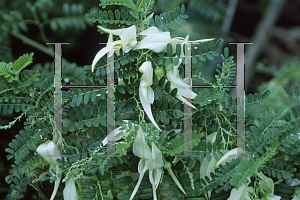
left=27, top=3, right=48, bottom=42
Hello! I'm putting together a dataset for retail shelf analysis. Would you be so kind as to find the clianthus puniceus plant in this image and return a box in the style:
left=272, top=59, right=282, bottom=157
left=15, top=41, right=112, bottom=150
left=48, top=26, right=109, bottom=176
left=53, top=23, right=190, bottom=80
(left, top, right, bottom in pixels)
left=2, top=0, right=300, bottom=200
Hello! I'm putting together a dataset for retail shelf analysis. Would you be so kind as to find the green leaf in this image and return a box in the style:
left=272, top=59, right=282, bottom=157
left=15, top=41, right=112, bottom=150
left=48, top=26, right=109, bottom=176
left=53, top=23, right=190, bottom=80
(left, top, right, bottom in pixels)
left=165, top=81, right=171, bottom=92
left=171, top=88, right=178, bottom=97
left=167, top=43, right=172, bottom=57
left=154, top=89, right=164, bottom=100
left=176, top=43, right=181, bottom=57
left=159, top=76, right=166, bottom=87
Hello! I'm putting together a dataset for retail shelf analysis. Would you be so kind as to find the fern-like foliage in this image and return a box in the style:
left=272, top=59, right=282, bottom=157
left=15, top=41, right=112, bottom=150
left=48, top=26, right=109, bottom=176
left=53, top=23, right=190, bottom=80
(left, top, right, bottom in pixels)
left=149, top=5, right=188, bottom=31
left=0, top=53, right=34, bottom=82
left=86, top=9, right=137, bottom=26
left=215, top=47, right=236, bottom=89
left=49, top=3, right=92, bottom=31
left=99, top=0, right=140, bottom=18
left=283, top=85, right=300, bottom=106
left=193, top=88, right=224, bottom=107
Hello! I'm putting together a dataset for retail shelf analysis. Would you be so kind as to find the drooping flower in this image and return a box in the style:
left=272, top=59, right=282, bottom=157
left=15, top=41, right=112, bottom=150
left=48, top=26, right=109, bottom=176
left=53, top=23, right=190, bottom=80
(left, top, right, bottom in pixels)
left=134, top=26, right=171, bottom=53
left=130, top=127, right=152, bottom=200
left=146, top=143, right=164, bottom=200
left=36, top=141, right=62, bottom=200
left=139, top=61, right=161, bottom=131
left=63, top=178, right=78, bottom=200
left=91, top=25, right=137, bottom=72
left=63, top=168, right=80, bottom=200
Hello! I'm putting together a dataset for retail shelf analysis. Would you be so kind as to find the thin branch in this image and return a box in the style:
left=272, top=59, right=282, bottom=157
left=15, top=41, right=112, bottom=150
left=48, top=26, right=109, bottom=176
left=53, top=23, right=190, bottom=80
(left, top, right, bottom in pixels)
left=221, top=0, right=239, bottom=36
left=271, top=26, right=300, bottom=51
left=1, top=24, right=54, bottom=57
left=244, top=0, right=286, bottom=90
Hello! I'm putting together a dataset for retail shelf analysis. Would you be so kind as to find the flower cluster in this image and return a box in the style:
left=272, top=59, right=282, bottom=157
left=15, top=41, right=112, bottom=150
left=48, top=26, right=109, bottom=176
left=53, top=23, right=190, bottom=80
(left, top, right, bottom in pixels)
left=91, top=24, right=213, bottom=130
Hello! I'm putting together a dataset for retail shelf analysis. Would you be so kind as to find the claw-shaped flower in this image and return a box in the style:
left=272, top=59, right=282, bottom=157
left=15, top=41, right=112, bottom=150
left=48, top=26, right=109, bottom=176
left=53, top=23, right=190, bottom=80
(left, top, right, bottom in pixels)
left=139, top=61, right=161, bottom=131
left=91, top=25, right=137, bottom=72
left=130, top=127, right=152, bottom=200
left=36, top=141, right=62, bottom=200
left=146, top=143, right=164, bottom=200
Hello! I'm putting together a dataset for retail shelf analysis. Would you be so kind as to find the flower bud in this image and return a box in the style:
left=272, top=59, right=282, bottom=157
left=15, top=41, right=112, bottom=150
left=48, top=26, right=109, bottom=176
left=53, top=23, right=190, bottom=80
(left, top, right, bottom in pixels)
left=165, top=63, right=173, bottom=73
left=154, top=66, right=165, bottom=79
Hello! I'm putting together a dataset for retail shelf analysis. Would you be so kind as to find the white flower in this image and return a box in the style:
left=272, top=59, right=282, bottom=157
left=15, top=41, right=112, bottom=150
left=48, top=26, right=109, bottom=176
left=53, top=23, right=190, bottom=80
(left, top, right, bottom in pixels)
left=101, top=120, right=133, bottom=146
left=36, top=141, right=62, bottom=200
left=130, top=127, right=152, bottom=200
left=133, top=127, right=152, bottom=160
left=91, top=25, right=137, bottom=72
left=228, top=183, right=253, bottom=200
left=63, top=178, right=78, bottom=200
left=139, top=61, right=161, bottom=131
left=146, top=143, right=164, bottom=200
left=215, top=147, right=244, bottom=167
left=134, top=26, right=171, bottom=53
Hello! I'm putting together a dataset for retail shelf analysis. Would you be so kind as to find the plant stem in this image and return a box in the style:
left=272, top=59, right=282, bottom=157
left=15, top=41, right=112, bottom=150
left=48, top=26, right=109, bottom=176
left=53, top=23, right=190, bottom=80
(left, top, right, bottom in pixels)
left=0, top=24, right=54, bottom=57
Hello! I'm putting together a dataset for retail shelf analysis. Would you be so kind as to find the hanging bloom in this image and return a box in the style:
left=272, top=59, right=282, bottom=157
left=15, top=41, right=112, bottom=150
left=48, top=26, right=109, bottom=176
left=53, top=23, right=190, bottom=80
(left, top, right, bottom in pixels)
left=146, top=143, right=164, bottom=200
left=134, top=26, right=171, bottom=53
left=91, top=25, right=137, bottom=72
left=63, top=178, right=78, bottom=200
left=36, top=141, right=62, bottom=200
left=130, top=127, right=152, bottom=200
left=139, top=61, right=161, bottom=131
left=227, top=183, right=253, bottom=200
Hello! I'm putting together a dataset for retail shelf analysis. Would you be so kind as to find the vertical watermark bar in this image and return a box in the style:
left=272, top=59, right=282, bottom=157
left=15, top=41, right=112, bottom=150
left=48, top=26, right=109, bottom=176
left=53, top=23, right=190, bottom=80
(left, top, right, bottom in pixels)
left=46, top=42, right=70, bottom=155
left=106, top=45, right=117, bottom=157
left=183, top=42, right=193, bottom=156
left=229, top=42, right=253, bottom=157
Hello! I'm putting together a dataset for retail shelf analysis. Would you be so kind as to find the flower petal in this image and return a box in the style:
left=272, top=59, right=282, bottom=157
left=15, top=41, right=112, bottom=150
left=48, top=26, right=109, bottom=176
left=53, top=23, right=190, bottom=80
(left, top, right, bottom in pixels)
left=50, top=165, right=62, bottom=200
left=120, top=25, right=136, bottom=41
left=63, top=179, right=78, bottom=200
left=97, top=25, right=126, bottom=35
left=134, top=32, right=171, bottom=53
left=133, top=127, right=152, bottom=160
left=215, top=147, right=244, bottom=167
left=146, top=143, right=164, bottom=170
left=91, top=46, right=109, bottom=73
left=175, top=93, right=197, bottom=109
left=139, top=86, right=161, bottom=131
left=139, top=61, right=153, bottom=86
left=139, top=26, right=162, bottom=35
